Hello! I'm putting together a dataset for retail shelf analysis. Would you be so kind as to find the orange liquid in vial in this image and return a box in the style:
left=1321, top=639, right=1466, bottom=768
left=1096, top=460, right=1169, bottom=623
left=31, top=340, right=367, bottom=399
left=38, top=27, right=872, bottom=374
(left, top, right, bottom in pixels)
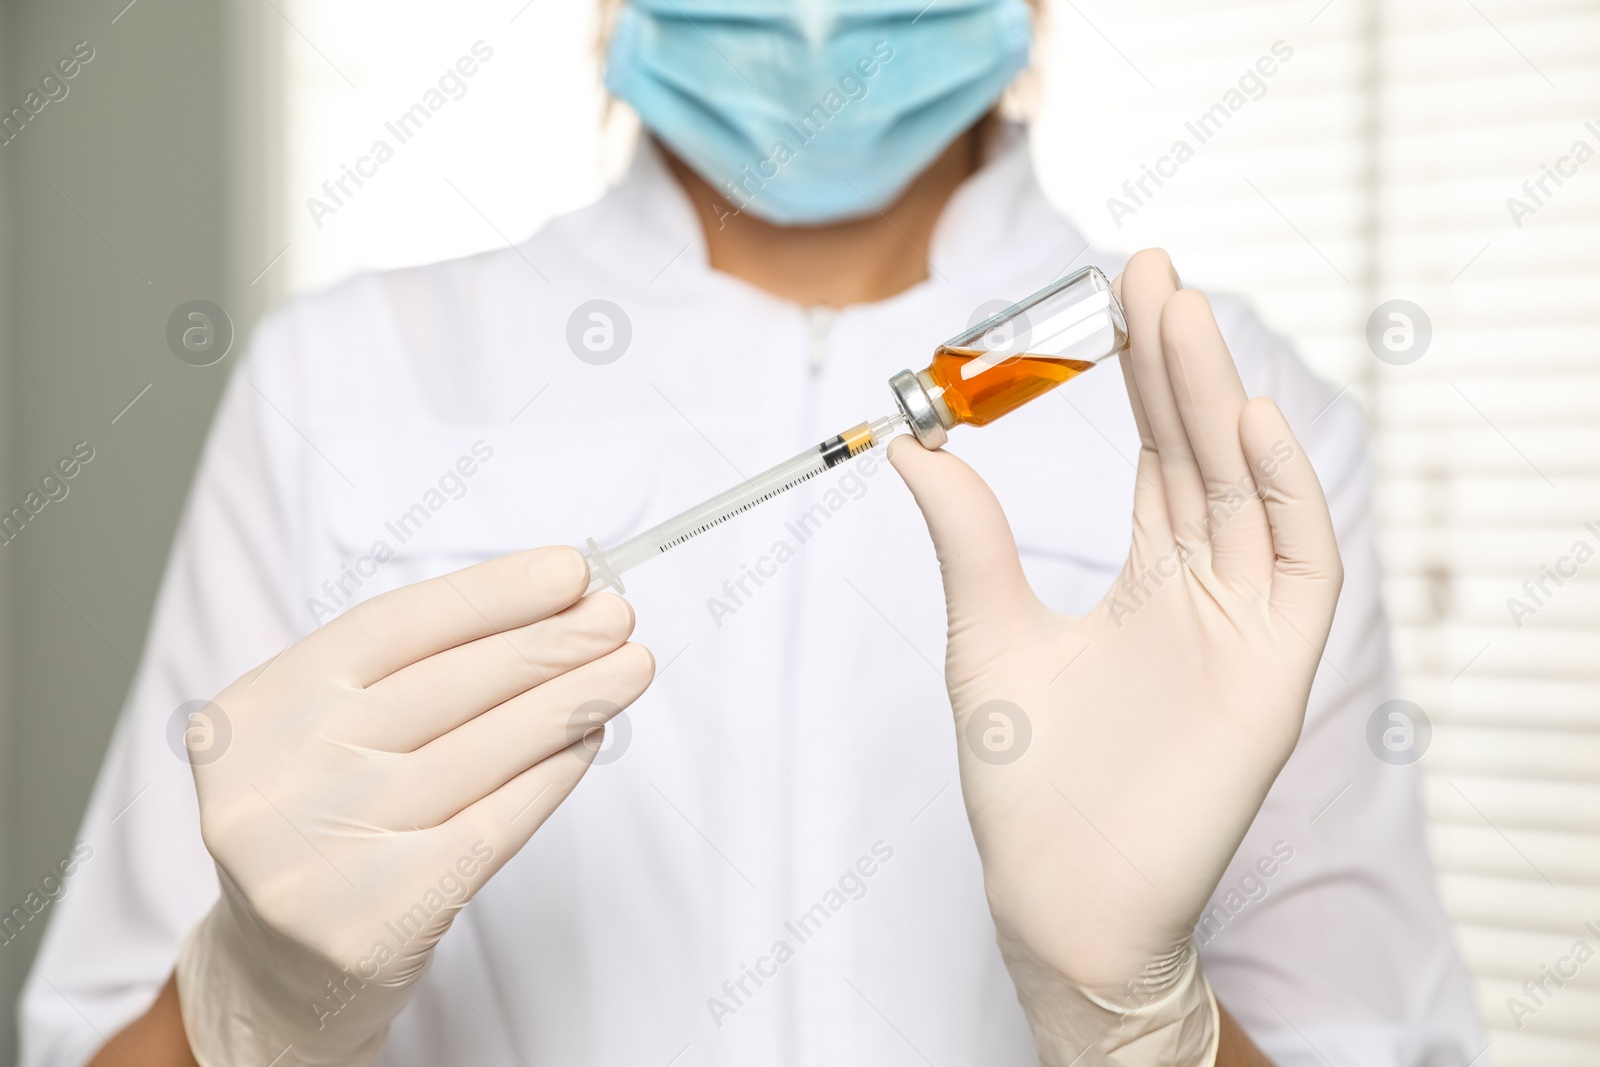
left=927, top=346, right=1095, bottom=427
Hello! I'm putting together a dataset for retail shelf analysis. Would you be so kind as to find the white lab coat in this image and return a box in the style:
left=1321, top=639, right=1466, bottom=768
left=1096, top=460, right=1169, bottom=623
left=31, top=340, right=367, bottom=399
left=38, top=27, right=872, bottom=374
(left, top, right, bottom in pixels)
left=20, top=126, right=1484, bottom=1067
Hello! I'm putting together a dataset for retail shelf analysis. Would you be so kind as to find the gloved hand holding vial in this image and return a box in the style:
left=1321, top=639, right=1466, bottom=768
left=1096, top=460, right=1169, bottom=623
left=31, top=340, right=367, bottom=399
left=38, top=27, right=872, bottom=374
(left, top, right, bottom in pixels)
left=891, top=251, right=1343, bottom=1064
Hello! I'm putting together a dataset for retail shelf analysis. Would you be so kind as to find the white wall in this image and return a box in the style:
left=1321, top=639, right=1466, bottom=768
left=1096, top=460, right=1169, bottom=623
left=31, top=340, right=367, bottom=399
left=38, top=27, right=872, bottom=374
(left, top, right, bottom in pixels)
left=280, top=0, right=626, bottom=296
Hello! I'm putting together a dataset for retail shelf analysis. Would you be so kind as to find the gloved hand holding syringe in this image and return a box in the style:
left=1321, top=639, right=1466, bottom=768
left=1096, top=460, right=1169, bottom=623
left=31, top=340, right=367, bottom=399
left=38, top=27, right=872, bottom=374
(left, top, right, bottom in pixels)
left=583, top=264, right=1128, bottom=593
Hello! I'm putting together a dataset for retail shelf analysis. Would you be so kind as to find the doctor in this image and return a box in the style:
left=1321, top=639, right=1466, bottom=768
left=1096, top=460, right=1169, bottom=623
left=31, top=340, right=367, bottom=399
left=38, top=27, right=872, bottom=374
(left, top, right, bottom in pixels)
left=23, top=1, right=1482, bottom=1065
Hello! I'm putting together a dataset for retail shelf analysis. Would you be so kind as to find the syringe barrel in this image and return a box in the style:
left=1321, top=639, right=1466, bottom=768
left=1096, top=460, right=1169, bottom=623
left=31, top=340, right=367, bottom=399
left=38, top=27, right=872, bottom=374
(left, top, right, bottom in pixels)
left=583, top=419, right=897, bottom=595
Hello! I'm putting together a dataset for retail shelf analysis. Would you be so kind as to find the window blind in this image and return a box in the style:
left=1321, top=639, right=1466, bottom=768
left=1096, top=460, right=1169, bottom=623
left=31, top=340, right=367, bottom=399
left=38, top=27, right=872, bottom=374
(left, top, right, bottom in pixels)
left=1380, top=1, right=1600, bottom=1062
left=278, top=0, right=618, bottom=294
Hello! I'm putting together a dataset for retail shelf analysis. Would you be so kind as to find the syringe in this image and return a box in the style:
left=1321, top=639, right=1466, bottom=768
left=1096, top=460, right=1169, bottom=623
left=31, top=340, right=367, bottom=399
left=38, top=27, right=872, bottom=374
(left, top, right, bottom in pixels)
left=584, top=413, right=905, bottom=594
left=581, top=265, right=1129, bottom=595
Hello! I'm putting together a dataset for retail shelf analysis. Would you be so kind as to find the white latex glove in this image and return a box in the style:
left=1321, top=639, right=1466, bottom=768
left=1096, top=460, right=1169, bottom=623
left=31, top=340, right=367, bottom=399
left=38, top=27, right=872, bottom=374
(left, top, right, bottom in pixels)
left=176, top=546, right=652, bottom=1067
left=889, top=250, right=1344, bottom=1066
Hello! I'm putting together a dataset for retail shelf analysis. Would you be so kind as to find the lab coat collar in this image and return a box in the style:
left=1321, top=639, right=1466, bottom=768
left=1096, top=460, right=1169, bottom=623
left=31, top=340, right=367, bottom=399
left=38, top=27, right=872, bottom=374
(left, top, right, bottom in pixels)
left=602, top=121, right=1090, bottom=304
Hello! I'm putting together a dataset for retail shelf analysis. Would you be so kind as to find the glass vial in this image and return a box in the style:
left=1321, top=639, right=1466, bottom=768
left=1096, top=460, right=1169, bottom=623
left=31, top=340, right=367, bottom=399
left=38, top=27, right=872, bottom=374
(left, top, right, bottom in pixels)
left=890, top=265, right=1128, bottom=449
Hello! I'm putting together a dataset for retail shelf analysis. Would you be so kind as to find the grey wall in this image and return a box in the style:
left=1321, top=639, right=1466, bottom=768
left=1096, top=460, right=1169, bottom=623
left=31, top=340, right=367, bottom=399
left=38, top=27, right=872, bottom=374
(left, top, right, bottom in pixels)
left=0, top=1, right=278, bottom=1059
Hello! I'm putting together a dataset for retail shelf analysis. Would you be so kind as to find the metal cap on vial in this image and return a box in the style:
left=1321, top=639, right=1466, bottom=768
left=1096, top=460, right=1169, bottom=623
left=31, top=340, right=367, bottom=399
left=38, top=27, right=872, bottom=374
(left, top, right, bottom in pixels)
left=888, top=368, right=951, bottom=450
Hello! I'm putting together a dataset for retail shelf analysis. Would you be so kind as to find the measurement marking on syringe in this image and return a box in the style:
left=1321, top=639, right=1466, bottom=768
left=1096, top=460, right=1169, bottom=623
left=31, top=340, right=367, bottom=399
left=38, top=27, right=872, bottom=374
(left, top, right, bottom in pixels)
left=656, top=466, right=827, bottom=552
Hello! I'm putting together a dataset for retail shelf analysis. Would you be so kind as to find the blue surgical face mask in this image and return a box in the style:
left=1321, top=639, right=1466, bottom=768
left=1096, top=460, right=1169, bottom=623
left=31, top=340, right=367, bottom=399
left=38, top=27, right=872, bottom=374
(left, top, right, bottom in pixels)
left=605, top=0, right=1032, bottom=227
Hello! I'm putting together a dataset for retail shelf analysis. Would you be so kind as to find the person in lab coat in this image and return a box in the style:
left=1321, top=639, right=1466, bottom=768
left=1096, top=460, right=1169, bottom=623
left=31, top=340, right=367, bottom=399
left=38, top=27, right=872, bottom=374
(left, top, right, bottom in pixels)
left=21, top=1, right=1484, bottom=1065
